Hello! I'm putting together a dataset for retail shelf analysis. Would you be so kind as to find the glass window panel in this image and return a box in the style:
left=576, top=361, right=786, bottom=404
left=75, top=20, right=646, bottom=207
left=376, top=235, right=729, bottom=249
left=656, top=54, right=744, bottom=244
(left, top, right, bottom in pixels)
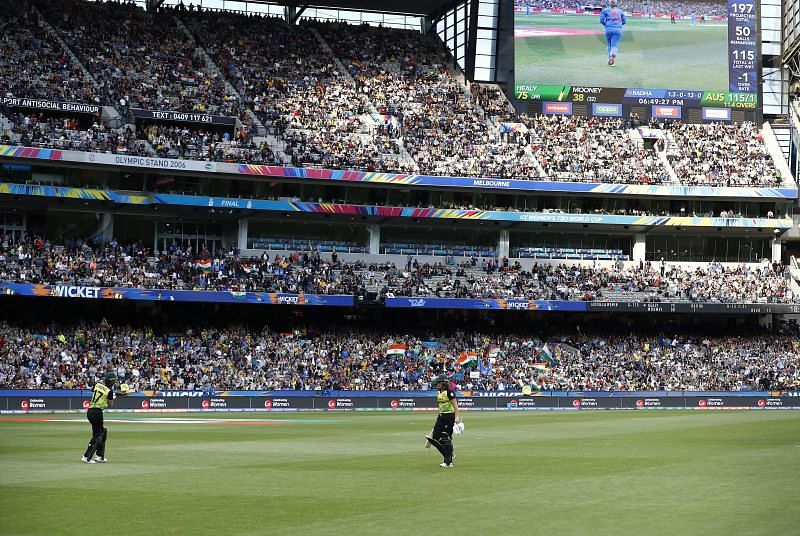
left=478, top=2, right=498, bottom=17
left=477, top=15, right=496, bottom=28
left=476, top=28, right=496, bottom=41
left=476, top=39, right=494, bottom=55
left=475, top=54, right=494, bottom=70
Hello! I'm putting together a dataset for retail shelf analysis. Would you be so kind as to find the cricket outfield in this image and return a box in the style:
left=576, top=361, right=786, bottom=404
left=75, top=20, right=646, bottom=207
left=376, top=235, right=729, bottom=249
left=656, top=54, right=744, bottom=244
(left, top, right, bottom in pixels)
left=1, top=410, right=798, bottom=535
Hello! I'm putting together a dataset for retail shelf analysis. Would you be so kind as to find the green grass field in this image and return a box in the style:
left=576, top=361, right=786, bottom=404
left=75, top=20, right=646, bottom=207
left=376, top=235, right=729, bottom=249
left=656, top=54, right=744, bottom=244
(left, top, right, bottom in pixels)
left=1, top=411, right=799, bottom=535
left=515, top=14, right=728, bottom=89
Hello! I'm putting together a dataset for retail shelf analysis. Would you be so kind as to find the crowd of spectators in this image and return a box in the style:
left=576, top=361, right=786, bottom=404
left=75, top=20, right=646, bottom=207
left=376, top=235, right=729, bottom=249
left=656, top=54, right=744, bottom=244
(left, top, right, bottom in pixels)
left=2, top=112, right=149, bottom=155
left=527, top=115, right=671, bottom=184
left=143, top=123, right=280, bottom=164
left=0, top=320, right=797, bottom=391
left=472, top=83, right=517, bottom=125
left=0, top=0, right=790, bottom=188
left=0, top=6, right=97, bottom=104
left=0, top=236, right=367, bottom=295
left=0, top=235, right=796, bottom=304
left=315, top=21, right=541, bottom=179
left=182, top=12, right=398, bottom=172
left=36, top=0, right=243, bottom=118
left=387, top=259, right=797, bottom=304
left=664, top=121, right=782, bottom=187
left=283, top=129, right=413, bottom=172
left=0, top=111, right=284, bottom=163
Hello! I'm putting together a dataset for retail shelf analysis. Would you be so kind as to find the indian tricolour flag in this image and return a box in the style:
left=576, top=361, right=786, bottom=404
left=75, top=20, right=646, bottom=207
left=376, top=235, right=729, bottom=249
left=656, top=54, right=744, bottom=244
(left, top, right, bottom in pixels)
left=533, top=362, right=548, bottom=371
left=455, top=351, right=478, bottom=368
left=194, top=259, right=212, bottom=271
left=386, top=344, right=407, bottom=357
left=539, top=343, right=557, bottom=366
left=488, top=346, right=502, bottom=359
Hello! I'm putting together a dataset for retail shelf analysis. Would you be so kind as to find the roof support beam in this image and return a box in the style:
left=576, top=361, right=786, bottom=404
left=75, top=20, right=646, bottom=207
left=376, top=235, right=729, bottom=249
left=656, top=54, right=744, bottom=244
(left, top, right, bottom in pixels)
left=285, top=4, right=310, bottom=24
left=428, top=0, right=465, bottom=27
left=463, top=0, right=479, bottom=81
left=146, top=0, right=165, bottom=12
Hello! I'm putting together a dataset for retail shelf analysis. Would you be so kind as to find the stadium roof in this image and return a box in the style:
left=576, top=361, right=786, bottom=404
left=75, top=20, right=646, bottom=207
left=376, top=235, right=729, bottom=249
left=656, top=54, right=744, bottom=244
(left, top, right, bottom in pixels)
left=234, top=0, right=463, bottom=18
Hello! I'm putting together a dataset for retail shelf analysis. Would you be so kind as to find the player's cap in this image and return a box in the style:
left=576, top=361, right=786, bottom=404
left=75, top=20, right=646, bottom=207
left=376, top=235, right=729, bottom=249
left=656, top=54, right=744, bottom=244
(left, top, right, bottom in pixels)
left=103, top=372, right=117, bottom=384
left=433, top=375, right=449, bottom=384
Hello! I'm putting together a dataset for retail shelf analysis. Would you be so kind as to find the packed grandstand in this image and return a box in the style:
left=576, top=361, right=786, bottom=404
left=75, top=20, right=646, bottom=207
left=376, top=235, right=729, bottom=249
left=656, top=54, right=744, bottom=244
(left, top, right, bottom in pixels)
left=1, top=319, right=799, bottom=391
left=2, top=3, right=800, bottom=536
left=0, top=0, right=790, bottom=187
left=0, top=0, right=799, bottom=397
left=0, top=235, right=796, bottom=302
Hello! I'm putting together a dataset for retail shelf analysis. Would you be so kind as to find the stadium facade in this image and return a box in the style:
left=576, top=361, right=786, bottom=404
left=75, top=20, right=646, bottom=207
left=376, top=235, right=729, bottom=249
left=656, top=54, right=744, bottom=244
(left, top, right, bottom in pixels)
left=0, top=0, right=799, bottom=315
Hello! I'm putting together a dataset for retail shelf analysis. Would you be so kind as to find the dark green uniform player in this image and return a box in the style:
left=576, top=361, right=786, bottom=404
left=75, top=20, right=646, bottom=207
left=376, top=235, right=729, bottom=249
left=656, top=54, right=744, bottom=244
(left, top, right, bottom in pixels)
left=425, top=375, right=460, bottom=468
left=82, top=372, right=118, bottom=464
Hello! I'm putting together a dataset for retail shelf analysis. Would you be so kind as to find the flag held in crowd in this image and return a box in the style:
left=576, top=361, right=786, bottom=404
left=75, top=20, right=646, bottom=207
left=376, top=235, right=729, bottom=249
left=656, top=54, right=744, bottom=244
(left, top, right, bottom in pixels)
left=386, top=344, right=407, bottom=357
left=539, top=343, right=558, bottom=365
left=194, top=259, right=212, bottom=271
left=455, top=351, right=478, bottom=368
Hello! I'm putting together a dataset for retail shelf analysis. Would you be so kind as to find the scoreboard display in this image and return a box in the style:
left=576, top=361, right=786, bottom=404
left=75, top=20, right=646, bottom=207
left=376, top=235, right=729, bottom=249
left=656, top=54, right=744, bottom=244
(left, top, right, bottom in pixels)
left=513, top=0, right=760, bottom=119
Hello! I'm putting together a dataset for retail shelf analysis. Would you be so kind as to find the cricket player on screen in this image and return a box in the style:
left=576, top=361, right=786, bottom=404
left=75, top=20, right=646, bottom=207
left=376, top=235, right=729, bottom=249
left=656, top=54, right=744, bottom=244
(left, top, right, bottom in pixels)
left=600, top=0, right=626, bottom=66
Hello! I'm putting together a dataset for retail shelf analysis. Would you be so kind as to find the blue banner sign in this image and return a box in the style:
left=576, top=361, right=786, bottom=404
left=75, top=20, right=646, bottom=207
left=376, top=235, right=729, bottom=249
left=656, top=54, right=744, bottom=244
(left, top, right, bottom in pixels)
left=384, top=297, right=588, bottom=311
left=0, top=283, right=354, bottom=307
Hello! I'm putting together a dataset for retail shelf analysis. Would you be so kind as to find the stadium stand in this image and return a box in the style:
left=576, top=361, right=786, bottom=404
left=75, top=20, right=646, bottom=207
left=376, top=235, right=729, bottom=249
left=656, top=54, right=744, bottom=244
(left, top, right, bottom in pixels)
left=0, top=6, right=96, bottom=104
left=526, top=114, right=671, bottom=184
left=37, top=0, right=243, bottom=117
left=1, top=235, right=795, bottom=303
left=3, top=112, right=149, bottom=154
left=142, top=123, right=279, bottom=164
left=662, top=121, right=783, bottom=187
left=0, top=236, right=365, bottom=294
left=1, top=320, right=797, bottom=391
left=0, top=0, right=788, bottom=187
left=313, top=21, right=541, bottom=178
left=181, top=11, right=415, bottom=172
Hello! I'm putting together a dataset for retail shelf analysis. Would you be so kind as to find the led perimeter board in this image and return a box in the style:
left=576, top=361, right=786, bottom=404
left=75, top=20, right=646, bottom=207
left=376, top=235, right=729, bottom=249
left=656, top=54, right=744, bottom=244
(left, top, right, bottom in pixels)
left=513, top=0, right=760, bottom=119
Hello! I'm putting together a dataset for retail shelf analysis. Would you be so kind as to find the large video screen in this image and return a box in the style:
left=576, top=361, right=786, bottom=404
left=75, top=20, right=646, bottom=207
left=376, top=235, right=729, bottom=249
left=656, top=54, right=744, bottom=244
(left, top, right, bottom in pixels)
left=514, top=0, right=759, bottom=112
